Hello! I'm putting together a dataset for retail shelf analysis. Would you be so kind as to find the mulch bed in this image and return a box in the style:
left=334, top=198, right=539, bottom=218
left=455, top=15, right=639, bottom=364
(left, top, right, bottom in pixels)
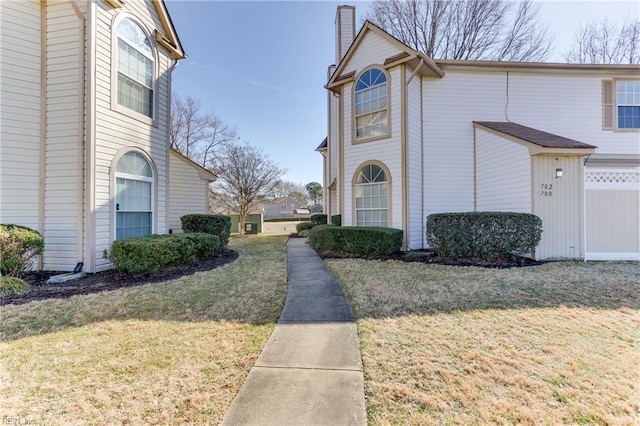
left=2, top=249, right=239, bottom=306
left=315, top=249, right=543, bottom=268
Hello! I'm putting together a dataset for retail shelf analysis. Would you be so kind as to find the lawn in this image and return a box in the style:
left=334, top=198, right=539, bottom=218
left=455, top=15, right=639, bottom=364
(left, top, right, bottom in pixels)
left=0, top=235, right=288, bottom=425
left=325, top=259, right=640, bottom=425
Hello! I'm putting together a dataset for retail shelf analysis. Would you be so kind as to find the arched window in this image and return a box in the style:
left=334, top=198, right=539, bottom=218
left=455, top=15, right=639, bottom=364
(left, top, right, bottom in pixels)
left=354, top=163, right=388, bottom=227
left=116, top=17, right=154, bottom=117
left=355, top=68, right=388, bottom=140
left=115, top=151, right=153, bottom=239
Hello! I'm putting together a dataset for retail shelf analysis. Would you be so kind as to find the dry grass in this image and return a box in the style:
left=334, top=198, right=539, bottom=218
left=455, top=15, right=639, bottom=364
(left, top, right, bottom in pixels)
left=326, top=259, right=640, bottom=425
left=0, top=235, right=288, bottom=425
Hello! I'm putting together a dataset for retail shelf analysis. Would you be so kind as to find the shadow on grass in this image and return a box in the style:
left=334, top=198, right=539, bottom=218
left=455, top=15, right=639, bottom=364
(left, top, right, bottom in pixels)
left=324, top=258, right=640, bottom=320
left=1, top=235, right=290, bottom=341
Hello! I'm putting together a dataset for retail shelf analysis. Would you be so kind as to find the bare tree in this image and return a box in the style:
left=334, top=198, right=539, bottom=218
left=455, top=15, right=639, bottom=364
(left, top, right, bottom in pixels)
left=170, top=94, right=237, bottom=167
left=210, top=142, right=285, bottom=236
left=366, top=0, right=552, bottom=61
left=270, top=180, right=309, bottom=205
left=565, top=18, right=640, bottom=64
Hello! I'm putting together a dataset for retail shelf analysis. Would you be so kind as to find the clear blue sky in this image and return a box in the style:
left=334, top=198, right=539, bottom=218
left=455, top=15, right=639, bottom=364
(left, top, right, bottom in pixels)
left=165, top=1, right=638, bottom=186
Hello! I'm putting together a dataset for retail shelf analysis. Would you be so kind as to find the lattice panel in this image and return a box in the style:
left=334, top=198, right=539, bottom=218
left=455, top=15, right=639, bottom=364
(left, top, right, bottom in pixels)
left=585, top=171, right=640, bottom=185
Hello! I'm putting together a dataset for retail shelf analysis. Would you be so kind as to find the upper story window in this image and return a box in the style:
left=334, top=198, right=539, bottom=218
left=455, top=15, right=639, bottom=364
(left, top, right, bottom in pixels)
left=116, top=17, right=154, bottom=118
left=617, top=81, right=640, bottom=129
left=355, top=68, right=388, bottom=140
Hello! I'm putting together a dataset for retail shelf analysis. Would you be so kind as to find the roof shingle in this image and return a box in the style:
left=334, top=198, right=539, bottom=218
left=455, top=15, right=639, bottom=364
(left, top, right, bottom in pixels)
left=474, top=122, right=597, bottom=149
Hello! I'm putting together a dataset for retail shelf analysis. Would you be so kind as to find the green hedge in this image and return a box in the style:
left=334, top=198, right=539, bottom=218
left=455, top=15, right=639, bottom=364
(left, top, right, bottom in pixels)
left=181, top=214, right=231, bottom=248
left=331, top=215, right=342, bottom=226
left=0, top=276, right=31, bottom=297
left=308, top=225, right=403, bottom=256
left=0, top=224, right=44, bottom=277
left=310, top=214, right=327, bottom=225
left=106, top=233, right=221, bottom=273
left=296, top=221, right=315, bottom=234
left=426, top=212, right=543, bottom=260
left=264, top=218, right=308, bottom=223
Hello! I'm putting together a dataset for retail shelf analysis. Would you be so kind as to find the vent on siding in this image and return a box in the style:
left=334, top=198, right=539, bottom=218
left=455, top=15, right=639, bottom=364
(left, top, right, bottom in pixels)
left=585, top=171, right=640, bottom=184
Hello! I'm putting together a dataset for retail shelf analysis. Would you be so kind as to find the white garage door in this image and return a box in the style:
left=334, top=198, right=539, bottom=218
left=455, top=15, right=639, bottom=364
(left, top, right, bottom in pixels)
left=585, top=167, right=640, bottom=261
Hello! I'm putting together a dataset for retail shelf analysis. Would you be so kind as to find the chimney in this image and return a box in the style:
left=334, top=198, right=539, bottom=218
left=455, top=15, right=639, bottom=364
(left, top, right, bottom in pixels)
left=335, top=5, right=356, bottom=64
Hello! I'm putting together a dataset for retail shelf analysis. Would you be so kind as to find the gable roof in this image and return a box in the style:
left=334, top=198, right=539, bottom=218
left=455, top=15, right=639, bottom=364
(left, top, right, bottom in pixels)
left=152, top=0, right=186, bottom=60
left=316, top=136, right=328, bottom=151
left=326, top=21, right=444, bottom=91
left=265, top=197, right=301, bottom=206
left=473, top=122, right=597, bottom=154
left=170, top=149, right=216, bottom=181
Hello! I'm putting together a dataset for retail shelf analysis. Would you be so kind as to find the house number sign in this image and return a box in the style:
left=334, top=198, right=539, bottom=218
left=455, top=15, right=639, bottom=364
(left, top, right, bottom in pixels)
left=540, top=183, right=553, bottom=197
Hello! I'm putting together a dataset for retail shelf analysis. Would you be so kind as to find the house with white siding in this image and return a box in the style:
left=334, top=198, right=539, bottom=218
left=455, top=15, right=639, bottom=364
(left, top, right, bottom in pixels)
left=0, top=0, right=213, bottom=272
left=318, top=5, right=640, bottom=261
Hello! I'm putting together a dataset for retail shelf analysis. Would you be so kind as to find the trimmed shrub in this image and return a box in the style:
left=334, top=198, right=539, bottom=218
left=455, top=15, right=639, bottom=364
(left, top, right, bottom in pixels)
left=331, top=214, right=342, bottom=226
left=0, top=224, right=44, bottom=277
left=265, top=218, right=307, bottom=223
left=310, top=214, right=328, bottom=225
left=181, top=214, right=231, bottom=248
left=177, top=233, right=221, bottom=258
left=296, top=221, right=315, bottom=234
left=298, top=229, right=311, bottom=238
left=0, top=276, right=31, bottom=297
left=426, top=212, right=543, bottom=261
left=308, top=225, right=403, bottom=256
left=106, top=233, right=219, bottom=273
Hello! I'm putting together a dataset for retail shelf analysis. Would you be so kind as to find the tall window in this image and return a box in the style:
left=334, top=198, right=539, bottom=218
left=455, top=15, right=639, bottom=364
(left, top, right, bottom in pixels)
left=116, top=18, right=154, bottom=117
left=355, top=68, right=388, bottom=140
left=354, top=164, right=388, bottom=227
left=115, top=152, right=153, bottom=239
left=617, top=81, right=640, bottom=129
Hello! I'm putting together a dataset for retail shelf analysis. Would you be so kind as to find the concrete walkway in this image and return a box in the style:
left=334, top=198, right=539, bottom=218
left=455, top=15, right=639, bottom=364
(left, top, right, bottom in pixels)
left=221, top=238, right=366, bottom=426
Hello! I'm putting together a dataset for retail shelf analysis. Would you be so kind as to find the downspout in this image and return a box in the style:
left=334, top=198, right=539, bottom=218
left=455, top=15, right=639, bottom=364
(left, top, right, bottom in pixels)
left=420, top=76, right=425, bottom=248
left=70, top=0, right=85, bottom=269
left=39, top=1, right=47, bottom=270
left=84, top=0, right=97, bottom=272
left=407, top=60, right=424, bottom=249
left=401, top=66, right=408, bottom=250
left=166, top=58, right=181, bottom=233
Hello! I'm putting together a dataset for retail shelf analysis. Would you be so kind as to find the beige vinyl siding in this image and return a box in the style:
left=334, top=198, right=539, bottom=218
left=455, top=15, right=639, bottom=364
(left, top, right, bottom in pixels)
left=503, top=72, right=639, bottom=156
left=532, top=156, right=584, bottom=260
left=329, top=88, right=340, bottom=216
left=92, top=2, right=172, bottom=271
left=168, top=152, right=210, bottom=233
left=475, top=129, right=531, bottom=213
left=585, top=167, right=640, bottom=261
left=0, top=0, right=41, bottom=230
left=342, top=30, right=401, bottom=76
left=335, top=6, right=354, bottom=63
left=423, top=72, right=505, bottom=217
left=342, top=68, right=403, bottom=229
left=406, top=69, right=423, bottom=249
left=43, top=1, right=84, bottom=271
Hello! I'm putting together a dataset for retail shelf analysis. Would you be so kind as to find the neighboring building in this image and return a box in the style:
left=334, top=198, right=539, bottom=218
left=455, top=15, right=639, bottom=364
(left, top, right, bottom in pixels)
left=168, top=149, right=217, bottom=234
left=318, top=5, right=640, bottom=260
left=263, top=197, right=302, bottom=219
left=0, top=0, right=212, bottom=272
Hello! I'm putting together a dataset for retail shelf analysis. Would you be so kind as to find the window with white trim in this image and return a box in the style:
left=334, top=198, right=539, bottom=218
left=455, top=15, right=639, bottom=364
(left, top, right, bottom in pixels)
left=354, top=164, right=388, bottom=227
left=617, top=81, right=640, bottom=129
left=355, top=68, right=388, bottom=140
left=116, top=18, right=154, bottom=117
left=115, top=152, right=153, bottom=239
